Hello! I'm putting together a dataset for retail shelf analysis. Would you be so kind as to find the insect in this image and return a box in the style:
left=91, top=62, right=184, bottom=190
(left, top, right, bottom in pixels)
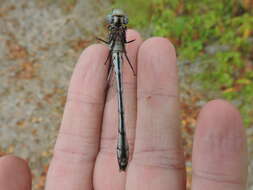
left=97, top=9, right=135, bottom=171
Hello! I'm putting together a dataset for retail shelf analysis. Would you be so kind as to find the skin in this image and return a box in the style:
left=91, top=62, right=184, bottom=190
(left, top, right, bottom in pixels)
left=0, top=30, right=248, bottom=190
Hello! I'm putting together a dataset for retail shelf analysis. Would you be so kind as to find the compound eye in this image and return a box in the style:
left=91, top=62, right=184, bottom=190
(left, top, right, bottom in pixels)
left=123, top=16, right=128, bottom=24
left=106, top=14, right=113, bottom=24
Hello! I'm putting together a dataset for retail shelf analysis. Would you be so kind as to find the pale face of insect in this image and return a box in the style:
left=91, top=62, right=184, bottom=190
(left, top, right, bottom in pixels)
left=106, top=9, right=128, bottom=27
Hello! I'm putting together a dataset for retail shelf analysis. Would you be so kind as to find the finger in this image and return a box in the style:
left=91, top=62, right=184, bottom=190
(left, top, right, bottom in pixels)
left=45, top=44, right=108, bottom=190
left=192, top=99, right=248, bottom=190
left=93, top=29, right=142, bottom=189
left=0, top=155, right=31, bottom=190
left=126, top=37, right=185, bottom=190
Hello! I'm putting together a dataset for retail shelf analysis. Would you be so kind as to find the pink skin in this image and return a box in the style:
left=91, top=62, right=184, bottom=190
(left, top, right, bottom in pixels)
left=0, top=155, right=31, bottom=190
left=0, top=30, right=247, bottom=190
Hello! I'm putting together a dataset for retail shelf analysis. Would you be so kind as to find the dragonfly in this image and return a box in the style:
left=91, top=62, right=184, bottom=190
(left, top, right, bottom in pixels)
left=97, top=9, right=135, bottom=171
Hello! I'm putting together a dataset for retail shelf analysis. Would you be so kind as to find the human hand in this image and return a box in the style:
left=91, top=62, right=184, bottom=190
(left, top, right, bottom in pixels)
left=0, top=30, right=248, bottom=190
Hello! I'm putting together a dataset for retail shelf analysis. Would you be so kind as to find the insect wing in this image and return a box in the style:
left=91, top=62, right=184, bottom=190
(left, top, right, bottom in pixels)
left=104, top=63, right=117, bottom=102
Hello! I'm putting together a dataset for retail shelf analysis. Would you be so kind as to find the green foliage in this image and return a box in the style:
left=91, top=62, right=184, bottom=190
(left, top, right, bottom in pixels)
left=112, top=0, right=151, bottom=28
left=113, top=0, right=253, bottom=126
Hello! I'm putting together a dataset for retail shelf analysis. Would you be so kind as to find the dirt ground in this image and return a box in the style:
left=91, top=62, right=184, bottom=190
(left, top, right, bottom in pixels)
left=0, top=0, right=109, bottom=188
left=0, top=0, right=252, bottom=189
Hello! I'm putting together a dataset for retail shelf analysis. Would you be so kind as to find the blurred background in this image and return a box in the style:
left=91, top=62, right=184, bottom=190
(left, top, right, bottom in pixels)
left=0, top=0, right=252, bottom=189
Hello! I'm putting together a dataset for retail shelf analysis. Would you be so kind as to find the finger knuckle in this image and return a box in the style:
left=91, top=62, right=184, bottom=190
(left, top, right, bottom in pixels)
left=53, top=132, right=99, bottom=163
left=132, top=148, right=185, bottom=170
left=193, top=169, right=245, bottom=185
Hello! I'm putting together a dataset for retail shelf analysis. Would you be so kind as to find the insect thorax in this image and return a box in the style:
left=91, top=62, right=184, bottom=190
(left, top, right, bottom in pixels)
left=110, top=40, right=124, bottom=52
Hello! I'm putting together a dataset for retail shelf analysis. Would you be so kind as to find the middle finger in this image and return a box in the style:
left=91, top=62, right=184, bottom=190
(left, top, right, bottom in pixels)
left=127, top=37, right=185, bottom=190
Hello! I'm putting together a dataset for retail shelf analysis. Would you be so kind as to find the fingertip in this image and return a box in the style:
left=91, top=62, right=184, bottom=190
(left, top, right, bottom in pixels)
left=199, top=99, right=241, bottom=117
left=0, top=155, right=32, bottom=190
left=192, top=99, right=247, bottom=189
left=78, top=44, right=108, bottom=65
left=123, top=29, right=142, bottom=80
left=0, top=155, right=31, bottom=176
left=195, top=98, right=246, bottom=147
left=139, top=37, right=177, bottom=75
left=69, top=43, right=109, bottom=99
left=137, top=37, right=178, bottom=97
left=140, top=37, right=176, bottom=59
left=196, top=99, right=244, bottom=135
left=126, top=29, right=142, bottom=43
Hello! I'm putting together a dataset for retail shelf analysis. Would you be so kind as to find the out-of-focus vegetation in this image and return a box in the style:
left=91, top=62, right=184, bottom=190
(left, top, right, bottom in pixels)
left=113, top=0, right=253, bottom=126
left=41, top=0, right=77, bottom=11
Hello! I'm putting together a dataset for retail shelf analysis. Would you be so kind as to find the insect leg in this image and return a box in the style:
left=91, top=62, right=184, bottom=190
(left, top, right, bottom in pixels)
left=104, top=50, right=112, bottom=65
left=122, top=27, right=135, bottom=44
left=124, top=52, right=136, bottom=76
left=107, top=55, right=113, bottom=81
left=120, top=35, right=136, bottom=76
left=104, top=37, right=117, bottom=65
left=126, top=39, right=135, bottom=43
left=96, top=37, right=109, bottom=44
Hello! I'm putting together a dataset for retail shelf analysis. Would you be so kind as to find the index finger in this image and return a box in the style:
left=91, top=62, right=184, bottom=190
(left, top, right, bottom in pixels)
left=45, top=44, right=108, bottom=190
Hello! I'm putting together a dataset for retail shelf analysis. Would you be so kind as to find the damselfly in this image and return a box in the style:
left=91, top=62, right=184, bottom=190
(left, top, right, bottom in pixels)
left=97, top=9, right=135, bottom=171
